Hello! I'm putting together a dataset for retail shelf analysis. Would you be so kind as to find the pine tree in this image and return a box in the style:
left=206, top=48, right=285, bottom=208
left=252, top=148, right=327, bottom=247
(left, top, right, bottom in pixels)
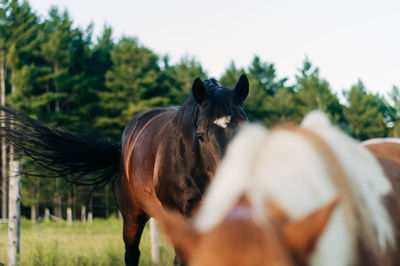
left=92, top=26, right=114, bottom=90
left=244, top=56, right=288, bottom=125
left=39, top=7, right=76, bottom=127
left=295, top=58, right=344, bottom=124
left=165, top=56, right=207, bottom=105
left=1, top=0, right=41, bottom=218
left=388, top=86, right=400, bottom=137
left=66, top=25, right=114, bottom=133
left=96, top=37, right=166, bottom=140
left=344, top=81, right=390, bottom=140
left=249, top=56, right=287, bottom=95
left=4, top=2, right=79, bottom=219
left=266, top=86, right=303, bottom=125
left=63, top=23, right=98, bottom=129
left=5, top=0, right=44, bottom=118
left=219, top=61, right=244, bottom=88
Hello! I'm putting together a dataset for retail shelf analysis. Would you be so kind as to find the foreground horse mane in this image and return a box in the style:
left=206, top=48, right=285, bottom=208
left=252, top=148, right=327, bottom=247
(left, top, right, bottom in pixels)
left=192, top=110, right=395, bottom=266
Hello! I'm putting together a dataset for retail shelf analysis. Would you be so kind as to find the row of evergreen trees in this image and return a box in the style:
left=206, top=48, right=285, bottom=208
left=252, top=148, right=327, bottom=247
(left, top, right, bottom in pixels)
left=0, top=0, right=399, bottom=220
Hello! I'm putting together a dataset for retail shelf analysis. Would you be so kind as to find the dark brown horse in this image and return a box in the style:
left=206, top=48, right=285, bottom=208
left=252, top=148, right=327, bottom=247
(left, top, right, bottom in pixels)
left=117, top=75, right=249, bottom=264
left=0, top=75, right=249, bottom=265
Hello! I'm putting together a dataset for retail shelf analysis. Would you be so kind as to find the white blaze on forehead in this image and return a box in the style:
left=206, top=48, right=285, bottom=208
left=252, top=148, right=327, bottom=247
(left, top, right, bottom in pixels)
left=213, top=116, right=231, bottom=128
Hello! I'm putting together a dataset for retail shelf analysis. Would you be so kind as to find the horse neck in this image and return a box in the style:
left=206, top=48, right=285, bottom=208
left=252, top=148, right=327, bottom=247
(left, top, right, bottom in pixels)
left=173, top=101, right=214, bottom=192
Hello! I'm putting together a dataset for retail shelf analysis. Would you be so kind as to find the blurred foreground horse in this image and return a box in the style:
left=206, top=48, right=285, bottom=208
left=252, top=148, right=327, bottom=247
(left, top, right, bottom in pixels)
left=160, top=111, right=400, bottom=266
left=0, top=75, right=249, bottom=265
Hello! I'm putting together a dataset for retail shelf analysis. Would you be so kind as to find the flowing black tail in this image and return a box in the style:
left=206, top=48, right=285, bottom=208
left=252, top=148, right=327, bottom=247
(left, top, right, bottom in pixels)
left=0, top=106, right=121, bottom=192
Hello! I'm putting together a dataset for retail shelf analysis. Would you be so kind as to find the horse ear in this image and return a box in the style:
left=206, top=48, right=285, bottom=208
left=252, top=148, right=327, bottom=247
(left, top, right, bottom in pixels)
left=234, top=74, right=249, bottom=102
left=158, top=210, right=200, bottom=261
left=281, top=198, right=339, bottom=262
left=192, top=77, right=207, bottom=104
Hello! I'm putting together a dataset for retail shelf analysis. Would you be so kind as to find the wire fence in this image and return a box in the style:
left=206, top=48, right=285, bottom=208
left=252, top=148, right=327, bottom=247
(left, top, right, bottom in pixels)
left=1, top=162, right=161, bottom=265
left=1, top=175, right=120, bottom=222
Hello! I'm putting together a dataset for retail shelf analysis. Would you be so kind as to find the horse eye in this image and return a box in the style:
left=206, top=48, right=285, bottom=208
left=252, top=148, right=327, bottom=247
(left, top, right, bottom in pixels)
left=197, top=132, right=205, bottom=143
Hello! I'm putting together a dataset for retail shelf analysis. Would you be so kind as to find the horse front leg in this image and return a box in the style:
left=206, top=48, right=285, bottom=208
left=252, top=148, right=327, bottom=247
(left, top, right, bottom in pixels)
left=173, top=253, right=186, bottom=266
left=123, top=212, right=149, bottom=266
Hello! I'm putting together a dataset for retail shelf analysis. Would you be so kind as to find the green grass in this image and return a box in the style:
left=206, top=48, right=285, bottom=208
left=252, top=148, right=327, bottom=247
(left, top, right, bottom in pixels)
left=0, top=218, right=174, bottom=266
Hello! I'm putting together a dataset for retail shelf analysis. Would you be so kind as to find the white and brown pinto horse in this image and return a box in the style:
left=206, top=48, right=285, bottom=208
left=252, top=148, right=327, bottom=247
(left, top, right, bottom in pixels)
left=158, top=111, right=400, bottom=266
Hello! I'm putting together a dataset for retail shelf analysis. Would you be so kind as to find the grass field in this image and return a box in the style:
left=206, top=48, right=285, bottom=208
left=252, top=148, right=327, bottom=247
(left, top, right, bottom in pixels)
left=0, top=217, right=175, bottom=266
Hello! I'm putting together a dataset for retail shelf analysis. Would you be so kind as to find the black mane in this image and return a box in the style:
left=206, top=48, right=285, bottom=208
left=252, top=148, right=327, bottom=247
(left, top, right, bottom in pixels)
left=203, top=78, right=220, bottom=90
left=173, top=78, right=235, bottom=135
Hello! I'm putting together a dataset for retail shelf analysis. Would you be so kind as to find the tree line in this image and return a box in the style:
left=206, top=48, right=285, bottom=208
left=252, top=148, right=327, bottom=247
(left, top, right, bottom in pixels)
left=0, top=0, right=399, bottom=220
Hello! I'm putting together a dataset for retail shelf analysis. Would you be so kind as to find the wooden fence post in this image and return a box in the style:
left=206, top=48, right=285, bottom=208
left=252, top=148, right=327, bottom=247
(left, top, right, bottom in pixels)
left=88, top=212, right=93, bottom=224
left=8, top=161, right=21, bottom=266
left=88, top=199, right=92, bottom=224
left=150, top=218, right=160, bottom=264
left=44, top=208, right=50, bottom=222
left=67, top=207, right=72, bottom=226
left=30, top=204, right=36, bottom=224
left=1, top=49, right=7, bottom=221
left=81, top=205, right=86, bottom=222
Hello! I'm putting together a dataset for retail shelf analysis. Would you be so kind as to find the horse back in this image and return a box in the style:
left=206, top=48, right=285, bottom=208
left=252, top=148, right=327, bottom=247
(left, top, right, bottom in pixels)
left=120, top=107, right=177, bottom=184
left=365, top=141, right=400, bottom=263
left=122, top=107, right=178, bottom=146
left=365, top=142, right=400, bottom=165
left=364, top=141, right=400, bottom=201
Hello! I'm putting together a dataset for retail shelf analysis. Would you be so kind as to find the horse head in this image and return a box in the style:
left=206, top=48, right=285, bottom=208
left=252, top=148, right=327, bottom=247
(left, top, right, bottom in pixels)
left=189, top=74, right=249, bottom=177
left=159, top=197, right=338, bottom=266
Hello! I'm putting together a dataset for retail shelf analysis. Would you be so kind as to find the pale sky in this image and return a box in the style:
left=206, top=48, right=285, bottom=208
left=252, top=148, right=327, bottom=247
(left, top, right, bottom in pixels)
left=31, top=0, right=400, bottom=96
